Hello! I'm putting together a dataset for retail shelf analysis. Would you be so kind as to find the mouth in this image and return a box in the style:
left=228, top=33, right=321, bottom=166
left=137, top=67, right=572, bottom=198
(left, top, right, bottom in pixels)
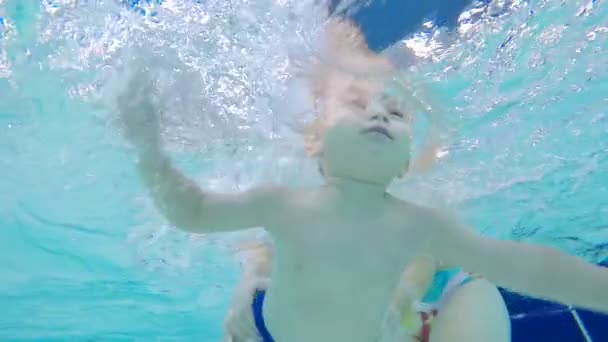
left=361, top=125, right=394, bottom=140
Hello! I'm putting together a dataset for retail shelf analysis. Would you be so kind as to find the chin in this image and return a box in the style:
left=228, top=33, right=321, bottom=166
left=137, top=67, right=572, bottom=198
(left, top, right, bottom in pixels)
left=322, top=156, right=403, bottom=186
left=360, top=168, right=401, bottom=184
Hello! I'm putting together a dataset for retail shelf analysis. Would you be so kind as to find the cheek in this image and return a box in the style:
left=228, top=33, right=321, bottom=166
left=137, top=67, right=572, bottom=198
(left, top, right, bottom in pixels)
left=392, top=132, right=413, bottom=155
left=322, top=123, right=366, bottom=153
left=392, top=121, right=413, bottom=136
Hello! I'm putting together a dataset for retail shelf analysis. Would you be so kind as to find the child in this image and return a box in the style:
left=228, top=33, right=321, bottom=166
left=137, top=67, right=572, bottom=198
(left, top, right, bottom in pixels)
left=117, top=18, right=608, bottom=342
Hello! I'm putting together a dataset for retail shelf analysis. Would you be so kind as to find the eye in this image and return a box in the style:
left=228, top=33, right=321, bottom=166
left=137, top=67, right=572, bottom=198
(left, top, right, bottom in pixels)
left=349, top=98, right=367, bottom=109
left=389, top=110, right=404, bottom=118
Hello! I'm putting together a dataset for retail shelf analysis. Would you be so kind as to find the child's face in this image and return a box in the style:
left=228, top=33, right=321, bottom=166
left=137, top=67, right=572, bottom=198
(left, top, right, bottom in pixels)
left=318, top=74, right=414, bottom=185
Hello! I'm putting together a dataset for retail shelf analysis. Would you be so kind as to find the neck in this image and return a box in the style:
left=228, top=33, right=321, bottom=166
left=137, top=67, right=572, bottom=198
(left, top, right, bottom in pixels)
left=324, top=175, right=388, bottom=198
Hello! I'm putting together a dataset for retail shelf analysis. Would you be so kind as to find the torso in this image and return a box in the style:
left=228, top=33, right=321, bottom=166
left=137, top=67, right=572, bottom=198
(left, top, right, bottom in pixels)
left=263, top=186, right=436, bottom=342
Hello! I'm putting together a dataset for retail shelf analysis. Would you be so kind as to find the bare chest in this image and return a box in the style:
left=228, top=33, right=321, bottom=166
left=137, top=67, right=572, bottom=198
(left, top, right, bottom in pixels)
left=273, top=198, right=420, bottom=285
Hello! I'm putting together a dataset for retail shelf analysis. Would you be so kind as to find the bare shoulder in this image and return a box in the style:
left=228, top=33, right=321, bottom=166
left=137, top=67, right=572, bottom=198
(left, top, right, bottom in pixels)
left=251, top=183, right=316, bottom=216
left=386, top=194, right=450, bottom=237
left=270, top=185, right=323, bottom=206
left=386, top=194, right=440, bottom=221
left=255, top=185, right=326, bottom=237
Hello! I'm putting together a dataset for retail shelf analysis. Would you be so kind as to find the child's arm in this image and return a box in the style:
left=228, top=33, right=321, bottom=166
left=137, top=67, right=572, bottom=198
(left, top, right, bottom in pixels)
left=430, top=213, right=608, bottom=313
left=118, top=68, right=285, bottom=234
left=138, top=156, right=283, bottom=233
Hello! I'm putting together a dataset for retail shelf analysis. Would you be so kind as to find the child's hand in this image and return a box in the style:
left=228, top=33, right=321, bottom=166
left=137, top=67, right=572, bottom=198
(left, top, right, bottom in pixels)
left=410, top=140, right=441, bottom=173
left=117, top=67, right=161, bottom=156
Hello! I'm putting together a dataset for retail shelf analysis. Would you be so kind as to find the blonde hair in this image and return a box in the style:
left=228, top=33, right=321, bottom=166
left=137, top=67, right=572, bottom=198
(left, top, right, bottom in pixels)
left=302, top=18, right=443, bottom=174
left=303, top=18, right=395, bottom=157
left=307, top=19, right=393, bottom=100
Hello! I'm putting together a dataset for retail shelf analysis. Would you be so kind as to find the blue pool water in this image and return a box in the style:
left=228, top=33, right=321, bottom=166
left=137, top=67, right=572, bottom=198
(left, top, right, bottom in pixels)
left=1, top=0, right=607, bottom=340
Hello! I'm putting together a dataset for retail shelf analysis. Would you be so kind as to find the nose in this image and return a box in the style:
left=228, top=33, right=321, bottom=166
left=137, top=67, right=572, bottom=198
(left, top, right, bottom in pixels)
left=370, top=113, right=389, bottom=124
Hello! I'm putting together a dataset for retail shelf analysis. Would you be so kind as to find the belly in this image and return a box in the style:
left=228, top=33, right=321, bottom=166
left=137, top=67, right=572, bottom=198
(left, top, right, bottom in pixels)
left=263, top=266, right=399, bottom=342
